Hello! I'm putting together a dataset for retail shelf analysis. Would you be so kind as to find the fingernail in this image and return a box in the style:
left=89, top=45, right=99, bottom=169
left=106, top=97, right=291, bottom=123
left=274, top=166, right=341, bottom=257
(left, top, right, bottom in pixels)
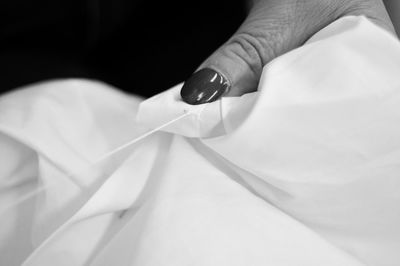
left=180, top=68, right=230, bottom=105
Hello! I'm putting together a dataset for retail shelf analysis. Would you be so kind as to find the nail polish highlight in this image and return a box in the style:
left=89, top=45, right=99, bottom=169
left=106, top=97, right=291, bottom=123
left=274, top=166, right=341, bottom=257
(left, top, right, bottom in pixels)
left=180, top=68, right=230, bottom=105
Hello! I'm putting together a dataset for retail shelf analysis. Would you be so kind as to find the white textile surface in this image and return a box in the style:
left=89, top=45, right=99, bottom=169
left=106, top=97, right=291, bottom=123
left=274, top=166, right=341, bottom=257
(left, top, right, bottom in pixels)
left=0, top=16, right=400, bottom=266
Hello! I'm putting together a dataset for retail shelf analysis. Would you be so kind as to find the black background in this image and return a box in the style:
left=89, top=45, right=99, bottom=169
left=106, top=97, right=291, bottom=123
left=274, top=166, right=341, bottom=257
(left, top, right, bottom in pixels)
left=0, top=0, right=246, bottom=97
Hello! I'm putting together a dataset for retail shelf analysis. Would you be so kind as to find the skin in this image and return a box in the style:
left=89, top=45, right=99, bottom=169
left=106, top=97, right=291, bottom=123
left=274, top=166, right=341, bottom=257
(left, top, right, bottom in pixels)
left=384, top=0, right=400, bottom=34
left=197, top=0, right=396, bottom=98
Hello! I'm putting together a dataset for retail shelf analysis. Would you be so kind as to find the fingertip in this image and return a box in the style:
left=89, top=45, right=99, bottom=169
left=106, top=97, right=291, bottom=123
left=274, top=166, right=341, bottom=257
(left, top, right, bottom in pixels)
left=180, top=68, right=230, bottom=105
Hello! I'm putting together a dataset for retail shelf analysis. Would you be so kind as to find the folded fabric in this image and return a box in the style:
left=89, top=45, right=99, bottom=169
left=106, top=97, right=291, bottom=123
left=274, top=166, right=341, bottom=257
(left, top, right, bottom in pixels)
left=1, top=16, right=400, bottom=266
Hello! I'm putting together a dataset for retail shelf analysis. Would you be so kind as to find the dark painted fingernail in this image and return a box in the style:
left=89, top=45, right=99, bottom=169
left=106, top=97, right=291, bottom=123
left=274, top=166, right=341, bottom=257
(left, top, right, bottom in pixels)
left=180, top=68, right=230, bottom=105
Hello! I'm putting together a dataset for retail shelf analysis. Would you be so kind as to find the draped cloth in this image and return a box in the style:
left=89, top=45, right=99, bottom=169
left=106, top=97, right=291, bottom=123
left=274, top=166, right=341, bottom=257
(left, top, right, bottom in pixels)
left=1, top=16, right=400, bottom=266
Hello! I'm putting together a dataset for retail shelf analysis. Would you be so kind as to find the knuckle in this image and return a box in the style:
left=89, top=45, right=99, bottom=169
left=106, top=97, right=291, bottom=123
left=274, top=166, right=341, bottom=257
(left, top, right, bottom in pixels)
left=225, top=31, right=276, bottom=77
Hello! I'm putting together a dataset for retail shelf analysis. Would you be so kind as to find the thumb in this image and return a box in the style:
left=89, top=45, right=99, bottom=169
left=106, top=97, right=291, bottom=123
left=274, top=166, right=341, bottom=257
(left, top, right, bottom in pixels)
left=180, top=0, right=394, bottom=105
left=180, top=0, right=329, bottom=105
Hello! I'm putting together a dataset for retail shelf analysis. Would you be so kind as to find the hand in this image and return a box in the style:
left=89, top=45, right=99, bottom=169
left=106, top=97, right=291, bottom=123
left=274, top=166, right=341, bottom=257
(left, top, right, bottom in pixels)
left=180, top=0, right=395, bottom=105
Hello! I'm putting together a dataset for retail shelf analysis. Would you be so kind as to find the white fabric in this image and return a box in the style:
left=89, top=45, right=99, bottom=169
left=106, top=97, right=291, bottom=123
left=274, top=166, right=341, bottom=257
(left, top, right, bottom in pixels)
left=1, top=16, right=400, bottom=266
